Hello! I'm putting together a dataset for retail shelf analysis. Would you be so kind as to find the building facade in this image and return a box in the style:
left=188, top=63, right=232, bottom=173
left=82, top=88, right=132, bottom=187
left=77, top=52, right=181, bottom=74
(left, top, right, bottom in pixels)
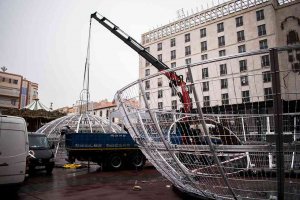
left=0, top=71, right=38, bottom=109
left=93, top=100, right=119, bottom=124
left=139, top=0, right=300, bottom=112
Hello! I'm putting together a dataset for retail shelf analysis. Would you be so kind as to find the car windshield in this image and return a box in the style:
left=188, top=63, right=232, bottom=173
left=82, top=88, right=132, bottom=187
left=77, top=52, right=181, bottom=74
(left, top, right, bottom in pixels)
left=29, top=135, right=50, bottom=148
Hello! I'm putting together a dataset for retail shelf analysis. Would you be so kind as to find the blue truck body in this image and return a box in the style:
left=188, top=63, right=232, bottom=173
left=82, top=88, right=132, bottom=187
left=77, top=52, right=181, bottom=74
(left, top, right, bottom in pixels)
left=65, top=132, right=145, bottom=170
left=65, top=132, right=138, bottom=149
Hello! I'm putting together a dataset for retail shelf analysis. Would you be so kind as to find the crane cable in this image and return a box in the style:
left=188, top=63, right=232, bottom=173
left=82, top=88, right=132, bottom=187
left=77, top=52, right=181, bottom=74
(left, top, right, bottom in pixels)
left=80, top=18, right=92, bottom=114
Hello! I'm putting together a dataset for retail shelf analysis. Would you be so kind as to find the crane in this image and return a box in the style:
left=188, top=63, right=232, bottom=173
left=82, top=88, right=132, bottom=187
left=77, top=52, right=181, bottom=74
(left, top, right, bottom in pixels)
left=90, top=12, right=192, bottom=113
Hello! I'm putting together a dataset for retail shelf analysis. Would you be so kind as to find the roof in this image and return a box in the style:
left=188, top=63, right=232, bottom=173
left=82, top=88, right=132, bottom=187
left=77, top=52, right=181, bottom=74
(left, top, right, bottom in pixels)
left=93, top=101, right=116, bottom=110
left=24, top=99, right=50, bottom=111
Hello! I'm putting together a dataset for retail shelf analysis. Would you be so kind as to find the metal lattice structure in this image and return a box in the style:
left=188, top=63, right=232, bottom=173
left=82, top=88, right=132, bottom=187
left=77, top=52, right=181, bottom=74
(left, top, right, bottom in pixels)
left=115, top=46, right=300, bottom=199
left=36, top=113, right=123, bottom=160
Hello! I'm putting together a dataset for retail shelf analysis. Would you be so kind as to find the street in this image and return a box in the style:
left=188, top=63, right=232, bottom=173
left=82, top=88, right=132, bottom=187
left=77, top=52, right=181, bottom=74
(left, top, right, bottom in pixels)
left=3, top=164, right=184, bottom=200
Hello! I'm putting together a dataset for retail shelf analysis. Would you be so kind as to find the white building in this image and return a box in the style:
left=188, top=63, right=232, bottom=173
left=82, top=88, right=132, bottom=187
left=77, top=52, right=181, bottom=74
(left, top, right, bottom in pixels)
left=139, top=0, right=300, bottom=113
left=93, top=100, right=120, bottom=124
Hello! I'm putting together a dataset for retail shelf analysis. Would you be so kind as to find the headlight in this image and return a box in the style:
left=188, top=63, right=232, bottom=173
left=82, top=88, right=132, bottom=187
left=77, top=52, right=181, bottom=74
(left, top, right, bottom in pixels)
left=49, top=158, right=55, bottom=162
left=29, top=150, right=36, bottom=158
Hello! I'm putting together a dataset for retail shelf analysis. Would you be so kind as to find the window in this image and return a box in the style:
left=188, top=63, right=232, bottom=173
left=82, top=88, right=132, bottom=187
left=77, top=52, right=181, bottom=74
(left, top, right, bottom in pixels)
left=261, top=55, right=270, bottom=67
left=239, top=60, right=247, bottom=72
left=203, top=81, right=209, bottom=91
left=218, top=36, right=225, bottom=47
left=220, top=64, right=227, bottom=75
left=158, top=77, right=163, bottom=87
left=158, top=90, right=163, bottom=98
left=145, top=69, right=150, bottom=76
left=238, top=44, right=246, bottom=53
left=203, top=96, right=210, bottom=107
left=288, top=51, right=294, bottom=62
left=202, top=68, right=209, bottom=79
left=201, top=54, right=208, bottom=60
left=222, top=93, right=229, bottom=105
left=217, top=22, right=224, bottom=32
left=171, top=50, right=176, bottom=60
left=263, top=71, right=271, bottom=82
left=256, top=10, right=264, bottom=21
left=170, top=38, right=176, bottom=47
left=145, top=92, right=150, bottom=100
left=158, top=54, right=162, bottom=61
left=200, top=28, right=206, bottom=38
left=241, top=76, right=248, bottom=86
left=258, top=24, right=266, bottom=36
left=219, top=49, right=226, bottom=57
left=242, top=90, right=250, bottom=103
left=171, top=62, right=176, bottom=68
left=185, top=46, right=191, bottom=56
left=185, top=33, right=190, bottom=42
left=171, top=100, right=177, bottom=110
left=11, top=99, right=16, bottom=106
left=264, top=88, right=272, bottom=100
left=8, top=79, right=11, bottom=83
left=201, top=41, right=207, bottom=52
left=145, top=60, right=150, bottom=66
left=158, top=102, right=163, bottom=110
left=13, top=80, right=18, bottom=84
left=100, top=110, right=102, bottom=117
left=236, top=16, right=243, bottom=27
left=186, top=71, right=192, bottom=82
left=145, top=80, right=150, bottom=90
left=237, top=30, right=245, bottom=42
left=259, top=39, right=268, bottom=49
left=171, top=87, right=177, bottom=96
left=221, top=79, right=228, bottom=89
left=287, top=30, right=300, bottom=45
left=185, top=58, right=191, bottom=65
left=187, top=85, right=193, bottom=94
left=157, top=43, right=162, bottom=51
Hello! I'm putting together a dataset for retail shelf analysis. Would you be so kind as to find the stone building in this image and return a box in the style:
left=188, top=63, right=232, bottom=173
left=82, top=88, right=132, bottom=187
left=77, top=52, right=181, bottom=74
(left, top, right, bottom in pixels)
left=139, top=0, right=299, bottom=113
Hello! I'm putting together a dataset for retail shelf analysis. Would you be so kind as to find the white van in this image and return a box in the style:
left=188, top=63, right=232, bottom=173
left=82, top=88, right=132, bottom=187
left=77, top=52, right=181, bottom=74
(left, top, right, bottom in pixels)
left=0, top=115, right=28, bottom=188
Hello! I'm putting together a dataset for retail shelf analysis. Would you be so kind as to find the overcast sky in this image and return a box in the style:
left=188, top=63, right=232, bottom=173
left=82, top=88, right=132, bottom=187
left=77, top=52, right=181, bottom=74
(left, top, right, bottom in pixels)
left=0, top=0, right=226, bottom=109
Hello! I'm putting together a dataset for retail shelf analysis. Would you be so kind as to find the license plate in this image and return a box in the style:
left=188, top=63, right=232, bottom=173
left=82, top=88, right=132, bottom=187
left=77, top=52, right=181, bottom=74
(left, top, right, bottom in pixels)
left=35, top=166, right=45, bottom=169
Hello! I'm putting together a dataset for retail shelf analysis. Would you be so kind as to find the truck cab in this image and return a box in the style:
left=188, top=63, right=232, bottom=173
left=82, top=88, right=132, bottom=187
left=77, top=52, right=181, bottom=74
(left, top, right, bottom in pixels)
left=28, top=133, right=55, bottom=175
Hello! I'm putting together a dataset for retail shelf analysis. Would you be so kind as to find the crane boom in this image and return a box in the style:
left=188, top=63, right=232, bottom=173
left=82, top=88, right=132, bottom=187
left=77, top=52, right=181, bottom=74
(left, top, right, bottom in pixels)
left=91, top=12, right=192, bottom=113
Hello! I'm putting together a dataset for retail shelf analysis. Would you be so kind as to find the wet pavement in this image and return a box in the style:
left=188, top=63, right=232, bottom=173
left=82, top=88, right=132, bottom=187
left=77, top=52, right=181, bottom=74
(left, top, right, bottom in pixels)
left=3, top=163, right=183, bottom=200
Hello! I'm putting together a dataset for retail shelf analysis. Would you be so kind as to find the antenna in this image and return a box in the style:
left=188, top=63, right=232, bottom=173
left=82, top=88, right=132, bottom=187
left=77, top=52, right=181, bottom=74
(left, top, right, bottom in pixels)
left=50, top=102, right=53, bottom=111
left=1, top=66, right=7, bottom=72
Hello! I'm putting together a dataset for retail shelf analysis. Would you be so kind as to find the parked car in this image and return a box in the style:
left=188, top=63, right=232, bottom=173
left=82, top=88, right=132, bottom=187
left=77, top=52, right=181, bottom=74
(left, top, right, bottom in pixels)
left=28, top=133, right=55, bottom=175
left=0, top=115, right=28, bottom=190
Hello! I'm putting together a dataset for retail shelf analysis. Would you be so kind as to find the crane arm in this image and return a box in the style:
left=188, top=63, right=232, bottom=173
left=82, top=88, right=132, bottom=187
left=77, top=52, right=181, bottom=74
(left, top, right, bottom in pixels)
left=91, top=12, right=192, bottom=113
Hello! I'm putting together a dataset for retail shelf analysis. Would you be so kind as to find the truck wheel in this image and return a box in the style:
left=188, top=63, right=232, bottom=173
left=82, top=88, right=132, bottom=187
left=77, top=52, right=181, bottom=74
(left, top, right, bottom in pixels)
left=129, top=152, right=145, bottom=169
left=46, top=167, right=53, bottom=175
left=108, top=154, right=123, bottom=170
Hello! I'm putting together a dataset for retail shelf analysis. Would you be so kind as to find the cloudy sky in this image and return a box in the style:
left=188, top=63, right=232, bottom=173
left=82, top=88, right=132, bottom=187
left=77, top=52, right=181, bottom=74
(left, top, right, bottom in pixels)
left=0, top=0, right=225, bottom=109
